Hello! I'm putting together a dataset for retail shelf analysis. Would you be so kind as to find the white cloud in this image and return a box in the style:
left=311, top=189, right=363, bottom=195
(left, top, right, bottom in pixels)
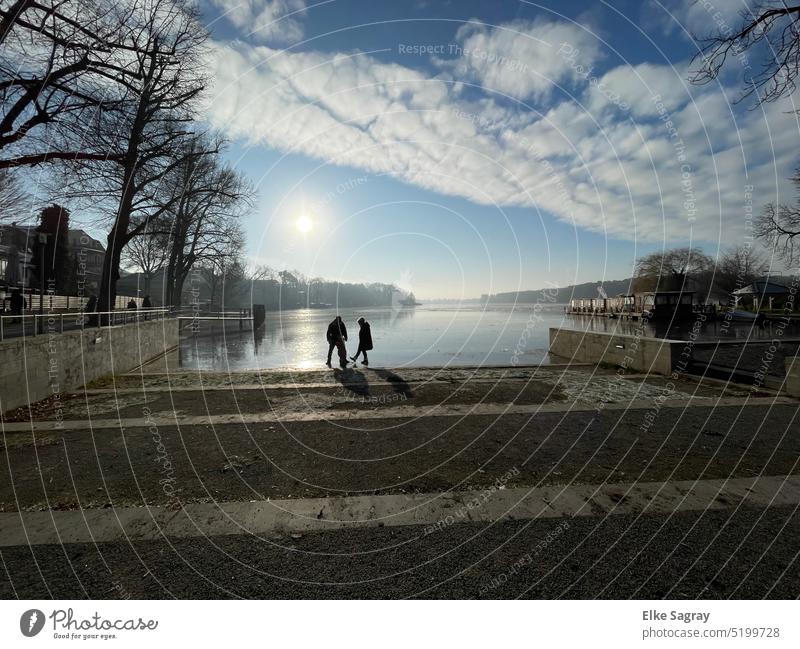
left=642, top=0, right=752, bottom=39
left=589, top=61, right=693, bottom=117
left=205, top=21, right=800, bottom=247
left=210, top=0, right=307, bottom=44
left=435, top=18, right=604, bottom=102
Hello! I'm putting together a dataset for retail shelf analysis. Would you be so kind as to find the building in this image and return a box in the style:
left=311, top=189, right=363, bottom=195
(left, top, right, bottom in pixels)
left=0, top=224, right=105, bottom=294
left=0, top=222, right=36, bottom=289
left=68, top=229, right=105, bottom=294
left=732, top=279, right=796, bottom=312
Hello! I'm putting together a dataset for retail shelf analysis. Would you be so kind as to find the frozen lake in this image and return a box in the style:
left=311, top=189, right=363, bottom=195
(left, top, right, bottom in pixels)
left=176, top=303, right=796, bottom=371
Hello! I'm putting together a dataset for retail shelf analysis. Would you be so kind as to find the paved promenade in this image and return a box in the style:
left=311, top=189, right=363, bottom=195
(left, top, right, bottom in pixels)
left=1, top=364, right=798, bottom=598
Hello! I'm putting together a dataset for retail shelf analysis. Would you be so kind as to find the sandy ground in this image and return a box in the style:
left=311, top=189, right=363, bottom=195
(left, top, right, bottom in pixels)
left=0, top=366, right=793, bottom=511
left=1, top=364, right=798, bottom=598
left=2, top=507, right=798, bottom=599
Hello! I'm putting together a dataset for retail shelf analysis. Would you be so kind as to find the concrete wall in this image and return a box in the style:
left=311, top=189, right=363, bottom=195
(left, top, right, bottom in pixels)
left=549, top=328, right=680, bottom=375
left=0, top=318, right=179, bottom=412
left=786, top=355, right=800, bottom=397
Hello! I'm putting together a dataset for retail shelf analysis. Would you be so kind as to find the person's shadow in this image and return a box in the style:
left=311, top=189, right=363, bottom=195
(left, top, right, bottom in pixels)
left=333, top=368, right=370, bottom=398
left=369, top=368, right=414, bottom=399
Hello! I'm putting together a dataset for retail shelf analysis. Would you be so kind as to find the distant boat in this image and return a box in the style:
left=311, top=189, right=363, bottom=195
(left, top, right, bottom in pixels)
left=399, top=292, right=422, bottom=307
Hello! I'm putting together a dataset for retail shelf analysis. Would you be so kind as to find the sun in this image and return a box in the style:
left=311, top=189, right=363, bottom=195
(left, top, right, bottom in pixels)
left=296, top=214, right=313, bottom=233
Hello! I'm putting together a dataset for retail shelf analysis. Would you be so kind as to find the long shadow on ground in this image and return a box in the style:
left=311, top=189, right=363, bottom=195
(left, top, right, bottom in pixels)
left=332, top=368, right=370, bottom=397
left=369, top=368, right=414, bottom=399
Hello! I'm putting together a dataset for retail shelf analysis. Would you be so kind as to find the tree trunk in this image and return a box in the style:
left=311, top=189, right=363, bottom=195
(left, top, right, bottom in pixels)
left=209, top=278, right=217, bottom=310
left=97, top=178, right=135, bottom=316
left=97, top=230, right=124, bottom=320
left=173, top=273, right=186, bottom=307
left=164, top=237, right=179, bottom=306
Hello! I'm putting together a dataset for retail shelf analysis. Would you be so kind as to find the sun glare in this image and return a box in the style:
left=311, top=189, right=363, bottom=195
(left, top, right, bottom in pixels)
left=296, top=214, right=313, bottom=233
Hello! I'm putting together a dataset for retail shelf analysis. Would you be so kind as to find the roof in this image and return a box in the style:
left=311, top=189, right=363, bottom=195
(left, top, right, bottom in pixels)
left=732, top=280, right=791, bottom=296
left=67, top=229, right=105, bottom=252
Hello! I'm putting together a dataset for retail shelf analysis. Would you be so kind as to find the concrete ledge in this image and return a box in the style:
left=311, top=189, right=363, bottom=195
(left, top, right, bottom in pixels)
left=0, top=318, right=180, bottom=412
left=1, top=474, right=798, bottom=547
left=4, top=395, right=794, bottom=432
left=549, top=327, right=681, bottom=375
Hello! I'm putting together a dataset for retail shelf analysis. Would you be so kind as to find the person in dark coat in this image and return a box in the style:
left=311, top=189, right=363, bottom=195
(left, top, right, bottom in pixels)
left=9, top=289, right=24, bottom=315
left=142, top=295, right=152, bottom=320
left=84, top=294, right=98, bottom=326
left=127, top=299, right=137, bottom=310
left=9, top=289, right=25, bottom=323
left=325, top=315, right=348, bottom=367
left=351, top=317, right=373, bottom=366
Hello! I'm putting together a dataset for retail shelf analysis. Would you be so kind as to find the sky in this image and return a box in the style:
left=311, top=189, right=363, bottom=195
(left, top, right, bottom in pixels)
left=195, top=0, right=799, bottom=299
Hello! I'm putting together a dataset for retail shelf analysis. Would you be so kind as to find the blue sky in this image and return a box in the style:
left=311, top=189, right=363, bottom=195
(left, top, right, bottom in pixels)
left=198, top=0, right=798, bottom=298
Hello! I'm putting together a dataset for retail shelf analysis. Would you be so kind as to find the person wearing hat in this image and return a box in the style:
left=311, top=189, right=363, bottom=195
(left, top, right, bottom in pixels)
left=351, top=316, right=373, bottom=366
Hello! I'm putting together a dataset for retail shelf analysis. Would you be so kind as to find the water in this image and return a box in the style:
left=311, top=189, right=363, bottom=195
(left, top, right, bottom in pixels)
left=177, top=303, right=799, bottom=371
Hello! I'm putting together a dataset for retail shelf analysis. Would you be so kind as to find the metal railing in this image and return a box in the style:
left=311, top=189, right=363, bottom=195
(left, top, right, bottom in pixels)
left=0, top=293, right=144, bottom=312
left=177, top=308, right=254, bottom=333
left=0, top=308, right=172, bottom=342
left=173, top=307, right=252, bottom=318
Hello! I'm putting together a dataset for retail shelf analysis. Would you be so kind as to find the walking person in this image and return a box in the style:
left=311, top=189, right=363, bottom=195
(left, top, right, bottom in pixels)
left=325, top=315, right=348, bottom=368
left=351, top=317, right=373, bottom=366
left=85, top=294, right=97, bottom=326
left=142, top=295, right=152, bottom=320
left=9, top=288, right=24, bottom=324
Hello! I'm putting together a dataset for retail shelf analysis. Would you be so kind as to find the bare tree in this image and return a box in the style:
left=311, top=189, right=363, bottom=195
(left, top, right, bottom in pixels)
left=0, top=0, right=167, bottom=169
left=634, top=247, right=713, bottom=292
left=55, top=0, right=209, bottom=315
left=755, top=167, right=800, bottom=265
left=714, top=245, right=768, bottom=293
left=198, top=236, right=245, bottom=310
left=0, top=0, right=33, bottom=46
left=157, top=135, right=254, bottom=306
left=121, top=224, right=168, bottom=296
left=690, top=2, right=800, bottom=106
left=0, top=168, right=27, bottom=219
left=248, top=264, right=277, bottom=281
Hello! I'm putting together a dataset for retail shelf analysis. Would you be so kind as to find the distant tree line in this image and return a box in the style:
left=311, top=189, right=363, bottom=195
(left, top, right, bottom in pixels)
left=234, top=267, right=395, bottom=310
left=118, top=263, right=397, bottom=310
left=484, top=244, right=774, bottom=305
